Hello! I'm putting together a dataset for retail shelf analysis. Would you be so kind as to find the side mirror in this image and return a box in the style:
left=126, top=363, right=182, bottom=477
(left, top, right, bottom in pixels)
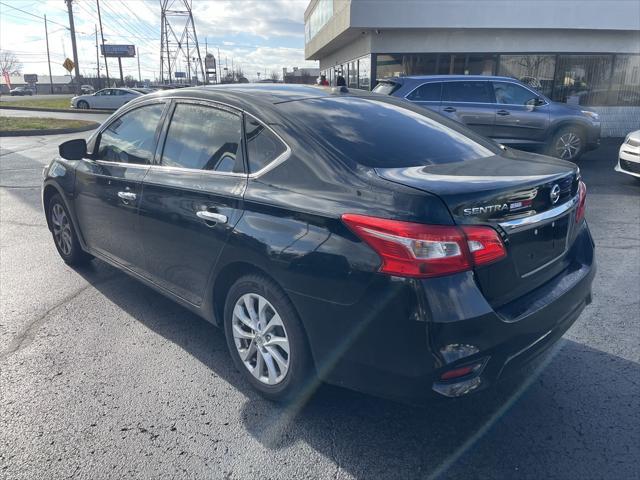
left=58, top=139, right=87, bottom=160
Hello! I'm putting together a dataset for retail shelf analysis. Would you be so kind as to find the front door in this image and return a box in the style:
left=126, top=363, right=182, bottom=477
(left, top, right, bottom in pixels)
left=439, top=80, right=496, bottom=138
left=138, top=101, right=246, bottom=306
left=491, top=81, right=550, bottom=146
left=74, top=101, right=167, bottom=272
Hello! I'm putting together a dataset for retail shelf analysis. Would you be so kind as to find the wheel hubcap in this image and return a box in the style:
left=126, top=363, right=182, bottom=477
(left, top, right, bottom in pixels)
left=556, top=132, right=581, bottom=160
left=51, top=203, right=72, bottom=256
left=232, top=293, right=290, bottom=385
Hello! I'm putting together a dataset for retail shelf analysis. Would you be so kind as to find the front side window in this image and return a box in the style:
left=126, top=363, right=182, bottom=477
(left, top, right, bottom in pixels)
left=492, top=82, right=538, bottom=105
left=407, top=82, right=442, bottom=102
left=161, top=103, right=243, bottom=173
left=244, top=117, right=287, bottom=174
left=442, top=81, right=493, bottom=103
left=96, top=103, right=165, bottom=164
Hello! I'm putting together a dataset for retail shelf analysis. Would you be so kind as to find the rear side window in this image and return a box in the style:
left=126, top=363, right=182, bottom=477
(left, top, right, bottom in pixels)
left=493, top=81, right=538, bottom=105
left=96, top=103, right=165, bottom=164
left=161, top=103, right=243, bottom=173
left=443, top=81, right=493, bottom=103
left=372, top=81, right=401, bottom=95
left=407, top=82, right=442, bottom=101
left=244, top=117, right=288, bottom=173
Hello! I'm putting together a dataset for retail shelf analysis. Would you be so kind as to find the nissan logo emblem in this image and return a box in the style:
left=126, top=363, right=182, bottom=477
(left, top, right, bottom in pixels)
left=550, top=184, right=561, bottom=204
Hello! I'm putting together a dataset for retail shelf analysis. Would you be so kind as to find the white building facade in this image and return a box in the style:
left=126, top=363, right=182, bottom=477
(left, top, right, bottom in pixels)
left=304, top=0, right=640, bottom=136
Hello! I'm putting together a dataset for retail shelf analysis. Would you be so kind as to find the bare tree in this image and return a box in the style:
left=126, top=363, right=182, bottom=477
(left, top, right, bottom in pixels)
left=0, top=50, right=22, bottom=75
left=269, top=70, right=280, bottom=82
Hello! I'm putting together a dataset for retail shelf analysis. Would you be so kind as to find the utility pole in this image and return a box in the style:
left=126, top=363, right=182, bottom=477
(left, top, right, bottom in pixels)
left=137, top=53, right=142, bottom=83
left=117, top=57, right=124, bottom=85
left=96, top=0, right=110, bottom=86
left=44, top=15, right=54, bottom=94
left=65, top=0, right=81, bottom=94
left=217, top=47, right=221, bottom=84
left=95, top=25, right=100, bottom=88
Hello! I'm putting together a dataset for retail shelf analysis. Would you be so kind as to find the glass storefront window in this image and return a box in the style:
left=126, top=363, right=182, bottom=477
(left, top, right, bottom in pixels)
left=348, top=61, right=358, bottom=88
left=498, top=55, right=556, bottom=98
left=376, top=54, right=437, bottom=79
left=611, top=54, right=640, bottom=106
left=358, top=56, right=371, bottom=90
left=553, top=55, right=613, bottom=106
left=465, top=54, right=496, bottom=76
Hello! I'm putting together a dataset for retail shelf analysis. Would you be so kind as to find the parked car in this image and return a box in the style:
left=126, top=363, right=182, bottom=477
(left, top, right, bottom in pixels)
left=373, top=75, right=601, bottom=161
left=80, top=84, right=95, bottom=94
left=9, top=86, right=34, bottom=96
left=70, top=88, right=141, bottom=110
left=615, top=130, right=640, bottom=180
left=42, top=85, right=594, bottom=403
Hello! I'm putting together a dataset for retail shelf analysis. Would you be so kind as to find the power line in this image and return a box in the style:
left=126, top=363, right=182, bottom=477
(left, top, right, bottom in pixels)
left=0, top=1, right=87, bottom=33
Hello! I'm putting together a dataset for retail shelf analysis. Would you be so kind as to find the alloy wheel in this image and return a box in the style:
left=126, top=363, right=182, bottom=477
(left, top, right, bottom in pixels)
left=555, top=132, right=581, bottom=160
left=51, top=203, right=72, bottom=256
left=231, top=293, right=290, bottom=385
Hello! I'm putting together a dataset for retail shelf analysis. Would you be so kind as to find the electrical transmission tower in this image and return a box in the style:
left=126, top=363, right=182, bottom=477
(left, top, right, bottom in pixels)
left=159, top=0, right=205, bottom=84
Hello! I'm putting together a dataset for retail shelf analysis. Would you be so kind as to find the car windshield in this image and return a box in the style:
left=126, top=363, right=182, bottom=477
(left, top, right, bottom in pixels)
left=280, top=96, right=497, bottom=167
left=372, top=81, right=401, bottom=95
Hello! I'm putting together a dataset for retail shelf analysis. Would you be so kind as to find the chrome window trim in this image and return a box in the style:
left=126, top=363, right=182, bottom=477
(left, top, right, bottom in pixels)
left=499, top=194, right=578, bottom=233
left=403, top=78, right=549, bottom=107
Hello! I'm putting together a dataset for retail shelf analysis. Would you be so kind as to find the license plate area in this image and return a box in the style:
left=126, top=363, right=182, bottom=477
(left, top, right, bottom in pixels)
left=510, top=215, right=570, bottom=277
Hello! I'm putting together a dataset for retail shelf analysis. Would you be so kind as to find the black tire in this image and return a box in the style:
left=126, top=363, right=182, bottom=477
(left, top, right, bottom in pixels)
left=47, top=194, right=92, bottom=266
left=77, top=100, right=89, bottom=109
left=547, top=126, right=585, bottom=161
left=223, top=274, right=315, bottom=402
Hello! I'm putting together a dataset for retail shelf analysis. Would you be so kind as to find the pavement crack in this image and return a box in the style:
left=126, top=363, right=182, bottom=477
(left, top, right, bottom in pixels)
left=0, top=274, right=119, bottom=360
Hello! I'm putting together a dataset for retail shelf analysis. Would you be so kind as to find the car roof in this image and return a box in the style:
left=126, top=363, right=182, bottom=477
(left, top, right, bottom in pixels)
left=381, top=75, right=516, bottom=83
left=139, top=84, right=376, bottom=111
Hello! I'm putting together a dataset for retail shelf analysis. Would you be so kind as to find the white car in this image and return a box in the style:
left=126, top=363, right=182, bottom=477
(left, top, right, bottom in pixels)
left=71, top=88, right=141, bottom=110
left=615, top=130, right=640, bottom=180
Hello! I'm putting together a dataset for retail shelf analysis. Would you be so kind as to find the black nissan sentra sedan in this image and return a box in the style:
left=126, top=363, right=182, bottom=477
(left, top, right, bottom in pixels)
left=42, top=85, right=595, bottom=402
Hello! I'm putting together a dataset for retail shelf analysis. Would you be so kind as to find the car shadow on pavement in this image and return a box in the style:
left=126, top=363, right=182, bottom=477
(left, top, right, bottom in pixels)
left=74, top=262, right=639, bottom=480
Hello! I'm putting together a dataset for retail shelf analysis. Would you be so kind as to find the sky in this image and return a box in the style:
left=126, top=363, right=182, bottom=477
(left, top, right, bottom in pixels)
left=0, top=0, right=318, bottom=82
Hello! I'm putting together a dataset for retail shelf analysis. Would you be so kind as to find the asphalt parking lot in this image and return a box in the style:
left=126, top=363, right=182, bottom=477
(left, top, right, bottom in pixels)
left=0, top=129, right=638, bottom=479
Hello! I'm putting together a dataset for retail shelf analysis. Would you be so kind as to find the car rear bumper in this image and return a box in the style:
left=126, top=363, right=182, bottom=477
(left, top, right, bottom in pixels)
left=289, top=222, right=595, bottom=402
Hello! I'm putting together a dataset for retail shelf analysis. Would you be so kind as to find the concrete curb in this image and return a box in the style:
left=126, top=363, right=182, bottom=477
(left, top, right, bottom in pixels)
left=0, top=122, right=99, bottom=137
left=0, top=105, right=109, bottom=114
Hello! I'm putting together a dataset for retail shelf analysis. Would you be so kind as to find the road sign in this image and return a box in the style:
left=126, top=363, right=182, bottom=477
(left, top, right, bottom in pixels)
left=101, top=44, right=136, bottom=58
left=24, top=74, right=38, bottom=83
left=63, top=58, right=75, bottom=72
left=174, top=71, right=186, bottom=78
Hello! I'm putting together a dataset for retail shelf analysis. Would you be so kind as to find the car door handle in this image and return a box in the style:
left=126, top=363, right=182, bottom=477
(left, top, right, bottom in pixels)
left=196, top=210, right=228, bottom=224
left=443, top=107, right=456, bottom=113
left=497, top=110, right=511, bottom=116
left=117, top=191, right=137, bottom=201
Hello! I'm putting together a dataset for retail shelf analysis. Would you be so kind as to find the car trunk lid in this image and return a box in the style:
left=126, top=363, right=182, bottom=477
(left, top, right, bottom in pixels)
left=375, top=150, right=580, bottom=307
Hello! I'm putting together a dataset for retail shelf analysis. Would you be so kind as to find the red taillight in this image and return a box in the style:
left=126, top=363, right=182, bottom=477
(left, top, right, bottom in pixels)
left=341, top=214, right=506, bottom=278
left=575, top=180, right=587, bottom=224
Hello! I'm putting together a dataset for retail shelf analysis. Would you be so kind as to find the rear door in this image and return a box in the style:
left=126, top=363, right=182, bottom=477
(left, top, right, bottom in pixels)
left=491, top=81, right=550, bottom=145
left=137, top=100, right=246, bottom=306
left=439, top=80, right=496, bottom=137
left=405, top=81, right=442, bottom=113
left=74, top=101, right=167, bottom=272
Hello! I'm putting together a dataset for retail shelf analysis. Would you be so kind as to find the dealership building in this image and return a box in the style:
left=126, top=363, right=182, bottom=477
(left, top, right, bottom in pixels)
left=304, top=0, right=640, bottom=136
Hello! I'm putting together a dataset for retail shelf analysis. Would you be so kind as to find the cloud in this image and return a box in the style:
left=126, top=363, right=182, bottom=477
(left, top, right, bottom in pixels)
left=0, top=0, right=317, bottom=81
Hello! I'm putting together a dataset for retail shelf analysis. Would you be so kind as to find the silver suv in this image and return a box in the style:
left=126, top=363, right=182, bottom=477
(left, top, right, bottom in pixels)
left=373, top=75, right=601, bottom=161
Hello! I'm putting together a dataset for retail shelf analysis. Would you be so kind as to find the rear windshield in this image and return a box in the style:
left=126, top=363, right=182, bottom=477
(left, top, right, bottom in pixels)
left=279, top=96, right=497, bottom=168
left=372, top=81, right=401, bottom=95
